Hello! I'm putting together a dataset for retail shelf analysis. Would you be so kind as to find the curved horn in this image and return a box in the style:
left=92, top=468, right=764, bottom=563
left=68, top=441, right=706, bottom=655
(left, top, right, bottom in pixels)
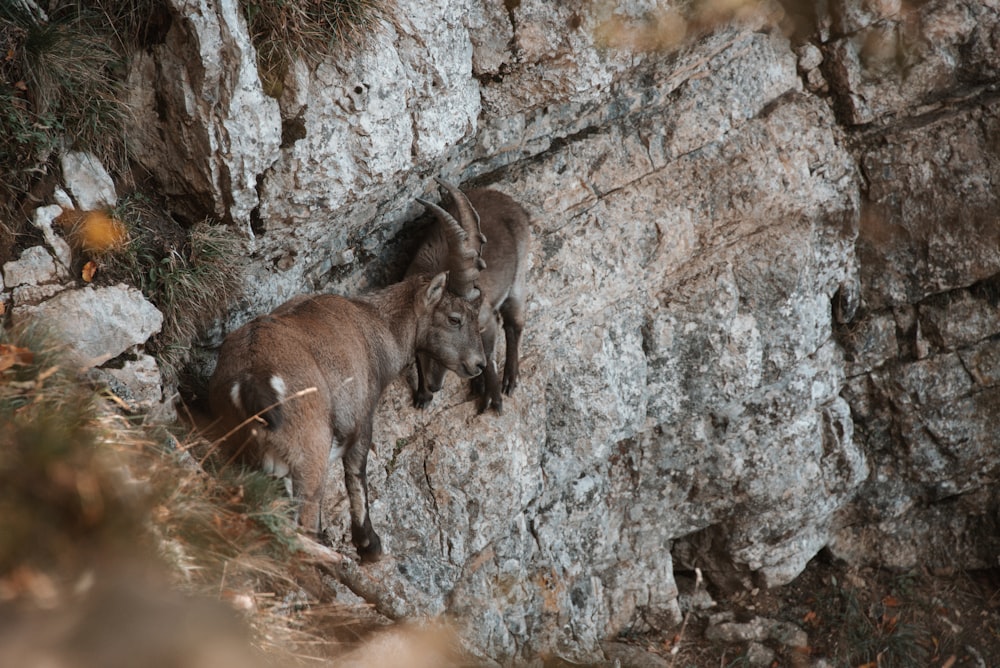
left=434, top=178, right=487, bottom=271
left=434, top=178, right=482, bottom=240
left=416, top=196, right=482, bottom=299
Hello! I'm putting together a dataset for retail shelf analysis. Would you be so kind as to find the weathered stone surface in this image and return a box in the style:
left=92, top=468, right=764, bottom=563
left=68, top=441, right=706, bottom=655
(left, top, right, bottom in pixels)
left=601, top=642, right=670, bottom=668
left=27, top=0, right=1000, bottom=663
left=855, top=102, right=1000, bottom=310
left=14, top=285, right=163, bottom=368
left=126, top=0, right=281, bottom=230
left=60, top=151, right=117, bottom=210
left=833, top=273, right=1000, bottom=571
left=705, top=615, right=807, bottom=648
left=2, top=246, right=58, bottom=288
left=919, top=288, right=1000, bottom=351
left=839, top=310, right=897, bottom=377
left=12, top=282, right=66, bottom=307
left=305, top=40, right=861, bottom=662
left=745, top=642, right=776, bottom=668
left=96, top=355, right=164, bottom=406
left=31, top=204, right=72, bottom=273
left=824, top=1, right=997, bottom=124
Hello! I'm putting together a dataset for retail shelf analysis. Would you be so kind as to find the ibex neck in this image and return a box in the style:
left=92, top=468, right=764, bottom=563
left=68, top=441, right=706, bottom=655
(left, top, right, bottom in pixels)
left=357, top=277, right=421, bottom=384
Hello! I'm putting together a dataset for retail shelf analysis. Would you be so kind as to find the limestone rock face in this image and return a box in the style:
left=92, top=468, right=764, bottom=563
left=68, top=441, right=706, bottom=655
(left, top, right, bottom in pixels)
left=17, top=0, right=999, bottom=663
left=125, top=0, right=281, bottom=230
left=823, top=0, right=1000, bottom=125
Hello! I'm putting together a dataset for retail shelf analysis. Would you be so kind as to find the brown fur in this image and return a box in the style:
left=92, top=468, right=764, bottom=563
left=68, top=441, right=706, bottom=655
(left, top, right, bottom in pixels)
left=408, top=183, right=530, bottom=413
left=208, top=273, right=485, bottom=561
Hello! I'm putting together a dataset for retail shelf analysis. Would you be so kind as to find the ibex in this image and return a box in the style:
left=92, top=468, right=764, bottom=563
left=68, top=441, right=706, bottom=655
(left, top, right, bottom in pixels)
left=208, top=213, right=487, bottom=562
left=407, top=179, right=530, bottom=413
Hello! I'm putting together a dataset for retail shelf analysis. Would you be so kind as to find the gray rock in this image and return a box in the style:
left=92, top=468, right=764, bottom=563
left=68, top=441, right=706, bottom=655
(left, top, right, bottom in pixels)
left=856, top=103, right=1000, bottom=309
left=14, top=285, right=163, bottom=368
left=60, top=0, right=1000, bottom=662
left=95, top=355, right=163, bottom=407
left=60, top=151, right=117, bottom=209
left=795, top=42, right=823, bottom=71
left=920, top=289, right=1000, bottom=351
left=745, top=641, right=776, bottom=668
left=3, top=246, right=58, bottom=288
left=13, top=282, right=66, bottom=307
left=704, top=616, right=806, bottom=648
left=31, top=204, right=72, bottom=273
left=824, top=1, right=986, bottom=125
left=601, top=641, right=670, bottom=668
left=126, top=0, right=281, bottom=231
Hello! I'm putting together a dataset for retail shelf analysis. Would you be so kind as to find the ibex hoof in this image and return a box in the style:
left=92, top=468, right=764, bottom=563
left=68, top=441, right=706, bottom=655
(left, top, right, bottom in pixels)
left=413, top=390, right=434, bottom=409
left=502, top=377, right=518, bottom=396
left=477, top=395, right=503, bottom=415
left=355, top=535, right=383, bottom=564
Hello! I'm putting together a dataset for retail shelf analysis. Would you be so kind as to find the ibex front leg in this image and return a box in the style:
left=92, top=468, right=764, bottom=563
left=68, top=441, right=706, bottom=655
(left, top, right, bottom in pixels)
left=343, top=428, right=382, bottom=562
left=500, top=297, right=524, bottom=396
left=475, top=311, right=504, bottom=414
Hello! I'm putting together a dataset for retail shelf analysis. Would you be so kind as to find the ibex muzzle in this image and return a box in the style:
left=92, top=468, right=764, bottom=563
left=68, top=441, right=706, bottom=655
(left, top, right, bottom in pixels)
left=408, top=179, right=530, bottom=413
left=209, top=214, right=486, bottom=562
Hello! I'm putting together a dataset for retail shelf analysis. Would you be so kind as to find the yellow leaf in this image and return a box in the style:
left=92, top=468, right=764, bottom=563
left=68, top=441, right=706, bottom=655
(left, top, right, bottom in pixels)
left=82, top=260, right=97, bottom=282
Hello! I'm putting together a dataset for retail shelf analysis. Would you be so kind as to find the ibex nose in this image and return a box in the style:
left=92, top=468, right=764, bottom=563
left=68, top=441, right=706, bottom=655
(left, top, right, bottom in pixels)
left=473, top=360, right=487, bottom=377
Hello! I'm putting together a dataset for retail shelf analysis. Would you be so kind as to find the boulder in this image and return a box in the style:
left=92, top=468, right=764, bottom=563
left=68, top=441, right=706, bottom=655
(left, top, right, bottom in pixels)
left=15, top=285, right=163, bottom=368
left=2, top=246, right=59, bottom=289
left=60, top=151, right=118, bottom=210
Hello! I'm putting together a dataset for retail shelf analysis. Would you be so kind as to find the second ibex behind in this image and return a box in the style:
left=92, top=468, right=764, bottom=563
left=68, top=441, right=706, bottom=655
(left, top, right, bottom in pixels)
left=407, top=179, right=531, bottom=414
left=208, top=209, right=487, bottom=562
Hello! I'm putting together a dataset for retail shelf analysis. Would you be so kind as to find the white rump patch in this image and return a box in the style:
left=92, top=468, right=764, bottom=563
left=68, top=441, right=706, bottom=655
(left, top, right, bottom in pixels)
left=262, top=450, right=290, bottom=478
left=229, top=381, right=242, bottom=411
left=269, top=375, right=287, bottom=401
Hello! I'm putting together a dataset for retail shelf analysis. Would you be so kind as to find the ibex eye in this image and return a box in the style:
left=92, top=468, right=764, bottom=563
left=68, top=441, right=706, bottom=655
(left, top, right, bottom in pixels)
left=448, top=315, right=462, bottom=326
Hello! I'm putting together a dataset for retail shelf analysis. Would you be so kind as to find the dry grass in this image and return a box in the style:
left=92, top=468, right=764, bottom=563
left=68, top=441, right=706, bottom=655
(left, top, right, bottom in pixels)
left=0, top=323, right=359, bottom=665
left=241, top=0, right=397, bottom=97
left=0, top=0, right=165, bottom=261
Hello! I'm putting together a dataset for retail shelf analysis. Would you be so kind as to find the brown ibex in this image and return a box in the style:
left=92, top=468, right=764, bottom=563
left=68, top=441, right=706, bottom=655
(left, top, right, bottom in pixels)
left=407, top=179, right=530, bottom=413
left=208, top=213, right=487, bottom=562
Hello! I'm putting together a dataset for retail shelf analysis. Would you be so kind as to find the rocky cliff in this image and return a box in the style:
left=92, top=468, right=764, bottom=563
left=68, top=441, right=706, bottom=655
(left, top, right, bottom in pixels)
left=4, top=0, right=1000, bottom=664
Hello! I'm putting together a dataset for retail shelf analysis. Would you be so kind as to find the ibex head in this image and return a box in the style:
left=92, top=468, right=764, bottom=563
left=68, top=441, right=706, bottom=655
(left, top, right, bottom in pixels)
left=416, top=178, right=487, bottom=301
left=408, top=180, right=531, bottom=413
left=416, top=271, right=485, bottom=380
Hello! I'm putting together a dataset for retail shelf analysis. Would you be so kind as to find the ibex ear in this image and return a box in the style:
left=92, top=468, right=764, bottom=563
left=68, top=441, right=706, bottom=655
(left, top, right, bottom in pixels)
left=424, top=272, right=448, bottom=308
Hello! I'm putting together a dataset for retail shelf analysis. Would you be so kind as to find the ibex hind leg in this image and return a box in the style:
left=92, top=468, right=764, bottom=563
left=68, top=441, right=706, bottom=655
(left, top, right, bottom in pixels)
left=343, top=434, right=382, bottom=563
left=291, top=426, right=335, bottom=537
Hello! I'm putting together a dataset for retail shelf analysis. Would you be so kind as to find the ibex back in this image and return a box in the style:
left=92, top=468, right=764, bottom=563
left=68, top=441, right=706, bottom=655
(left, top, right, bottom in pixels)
left=209, top=216, right=486, bottom=562
left=408, top=180, right=530, bottom=413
